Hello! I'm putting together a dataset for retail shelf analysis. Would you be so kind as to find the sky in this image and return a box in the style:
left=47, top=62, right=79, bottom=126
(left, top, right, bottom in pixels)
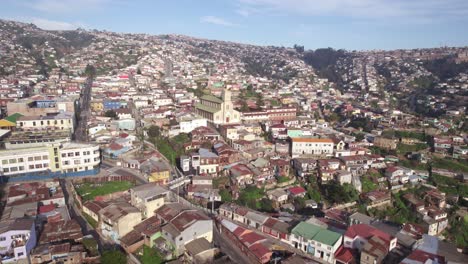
left=1, top=0, right=468, bottom=50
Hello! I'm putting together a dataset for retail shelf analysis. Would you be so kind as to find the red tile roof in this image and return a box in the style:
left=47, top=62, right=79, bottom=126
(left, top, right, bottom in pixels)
left=288, top=186, right=306, bottom=195
left=345, top=224, right=394, bottom=246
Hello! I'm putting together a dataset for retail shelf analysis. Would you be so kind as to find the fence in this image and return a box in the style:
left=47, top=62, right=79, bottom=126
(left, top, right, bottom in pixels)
left=1, top=168, right=100, bottom=183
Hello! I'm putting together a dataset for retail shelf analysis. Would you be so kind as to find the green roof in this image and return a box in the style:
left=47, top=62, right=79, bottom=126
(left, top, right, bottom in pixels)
left=200, top=94, right=223, bottom=104
left=195, top=103, right=220, bottom=114
left=213, top=82, right=224, bottom=88
left=292, top=222, right=341, bottom=246
left=5, top=113, right=24, bottom=124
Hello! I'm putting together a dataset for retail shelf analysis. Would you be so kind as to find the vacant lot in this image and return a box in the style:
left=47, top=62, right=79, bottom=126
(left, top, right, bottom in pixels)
left=76, top=181, right=134, bottom=201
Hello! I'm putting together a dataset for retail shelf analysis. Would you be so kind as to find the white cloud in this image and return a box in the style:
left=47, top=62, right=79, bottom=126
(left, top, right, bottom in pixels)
left=200, top=16, right=239, bottom=27
left=11, top=17, right=85, bottom=30
left=22, top=0, right=110, bottom=13
left=236, top=0, right=468, bottom=22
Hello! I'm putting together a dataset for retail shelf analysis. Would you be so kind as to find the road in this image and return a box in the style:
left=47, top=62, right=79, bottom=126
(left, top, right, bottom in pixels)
left=60, top=179, right=106, bottom=252
left=74, top=77, right=93, bottom=142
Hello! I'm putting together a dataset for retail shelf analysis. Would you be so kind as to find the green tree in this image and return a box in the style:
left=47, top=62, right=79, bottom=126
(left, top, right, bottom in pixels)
left=84, top=64, right=96, bottom=78
left=220, top=189, right=232, bottom=202
left=104, top=110, right=118, bottom=119
left=141, top=245, right=163, bottom=264
left=101, top=250, right=126, bottom=264
left=147, top=125, right=161, bottom=139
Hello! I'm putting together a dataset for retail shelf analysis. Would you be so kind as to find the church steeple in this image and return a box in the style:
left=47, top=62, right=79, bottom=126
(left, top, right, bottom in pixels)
left=222, top=89, right=231, bottom=102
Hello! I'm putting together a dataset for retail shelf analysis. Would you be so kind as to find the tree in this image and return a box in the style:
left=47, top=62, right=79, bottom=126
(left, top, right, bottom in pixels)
left=147, top=125, right=161, bottom=139
left=84, top=64, right=96, bottom=78
left=104, top=110, right=118, bottom=119
left=293, top=44, right=305, bottom=53
left=141, top=245, right=163, bottom=264
left=101, top=250, right=126, bottom=264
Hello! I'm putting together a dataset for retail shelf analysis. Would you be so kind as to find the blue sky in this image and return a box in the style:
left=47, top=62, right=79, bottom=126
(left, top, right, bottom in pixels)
left=2, top=0, right=468, bottom=50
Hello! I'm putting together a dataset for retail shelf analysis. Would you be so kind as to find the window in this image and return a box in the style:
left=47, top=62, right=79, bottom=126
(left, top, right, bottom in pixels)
left=17, top=252, right=24, bottom=257
left=9, top=159, right=16, bottom=164
left=18, top=158, right=24, bottom=162
left=61, top=153, right=66, bottom=158
left=29, top=165, right=34, bottom=170
left=3, top=168, right=9, bottom=173
left=63, top=161, right=70, bottom=165
left=35, top=164, right=43, bottom=169
left=42, top=155, right=48, bottom=160
left=0, top=237, right=5, bottom=241
left=74, top=160, right=81, bottom=165
left=75, top=152, right=80, bottom=156
left=18, top=166, right=24, bottom=171
left=1, top=160, right=7, bottom=165
left=34, top=156, right=41, bottom=161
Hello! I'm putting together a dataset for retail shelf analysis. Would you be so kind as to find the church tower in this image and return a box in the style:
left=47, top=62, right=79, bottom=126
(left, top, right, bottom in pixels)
left=222, top=89, right=232, bottom=102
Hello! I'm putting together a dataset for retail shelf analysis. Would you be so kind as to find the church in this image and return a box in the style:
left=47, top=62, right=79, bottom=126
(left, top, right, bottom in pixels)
left=195, top=89, right=240, bottom=125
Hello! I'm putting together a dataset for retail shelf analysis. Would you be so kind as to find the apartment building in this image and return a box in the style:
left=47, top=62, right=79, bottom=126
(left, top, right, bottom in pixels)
left=0, top=143, right=100, bottom=179
left=291, top=137, right=334, bottom=158
left=16, top=111, right=75, bottom=132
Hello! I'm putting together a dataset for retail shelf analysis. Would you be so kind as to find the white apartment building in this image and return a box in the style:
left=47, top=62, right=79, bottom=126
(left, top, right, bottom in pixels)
left=177, top=114, right=207, bottom=133
left=0, top=143, right=100, bottom=177
left=291, top=137, right=334, bottom=158
left=59, top=143, right=101, bottom=173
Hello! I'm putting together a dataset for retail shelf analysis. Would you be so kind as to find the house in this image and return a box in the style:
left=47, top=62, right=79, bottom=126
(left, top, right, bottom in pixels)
left=261, top=217, right=290, bottom=242
left=360, top=236, right=390, bottom=264
left=343, top=224, right=397, bottom=255
left=0, top=218, right=36, bottom=263
left=287, top=186, right=307, bottom=199
left=140, top=158, right=171, bottom=184
left=219, top=219, right=273, bottom=264
left=266, top=189, right=288, bottom=206
left=161, top=210, right=213, bottom=256
left=39, top=220, right=83, bottom=244
left=349, top=212, right=375, bottom=226
left=98, top=201, right=141, bottom=243
left=245, top=211, right=269, bottom=230
left=82, top=200, right=108, bottom=223
left=363, top=191, right=392, bottom=209
left=120, top=215, right=162, bottom=254
left=30, top=243, right=88, bottom=264
left=229, top=163, right=254, bottom=186
left=292, top=158, right=317, bottom=178
left=290, top=221, right=343, bottom=263
left=184, top=237, right=216, bottom=264
left=130, top=184, right=169, bottom=219
left=385, top=166, right=407, bottom=183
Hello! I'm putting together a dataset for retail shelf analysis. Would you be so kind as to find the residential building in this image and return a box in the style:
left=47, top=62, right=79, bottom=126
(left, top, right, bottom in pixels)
left=0, top=218, right=36, bottom=263
left=290, top=221, right=343, bottom=263
left=161, top=210, right=213, bottom=256
left=99, top=201, right=141, bottom=243
left=291, top=137, right=334, bottom=158
left=130, top=184, right=169, bottom=219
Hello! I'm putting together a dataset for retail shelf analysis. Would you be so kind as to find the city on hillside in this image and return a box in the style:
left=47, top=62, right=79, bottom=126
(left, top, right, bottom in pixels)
left=0, top=17, right=467, bottom=264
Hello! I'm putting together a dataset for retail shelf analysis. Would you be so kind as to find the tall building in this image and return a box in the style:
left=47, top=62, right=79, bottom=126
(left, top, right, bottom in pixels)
left=0, top=142, right=101, bottom=181
left=195, top=89, right=240, bottom=125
